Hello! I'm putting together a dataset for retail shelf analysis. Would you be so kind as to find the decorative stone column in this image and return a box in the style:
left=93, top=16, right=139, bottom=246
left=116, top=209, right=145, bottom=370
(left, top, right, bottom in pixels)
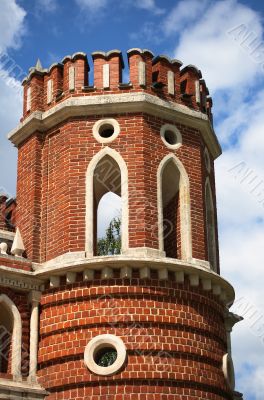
left=28, top=290, right=41, bottom=383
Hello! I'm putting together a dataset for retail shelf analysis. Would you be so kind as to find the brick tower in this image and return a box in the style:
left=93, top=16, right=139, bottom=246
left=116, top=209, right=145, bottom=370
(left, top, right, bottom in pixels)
left=0, top=49, right=243, bottom=399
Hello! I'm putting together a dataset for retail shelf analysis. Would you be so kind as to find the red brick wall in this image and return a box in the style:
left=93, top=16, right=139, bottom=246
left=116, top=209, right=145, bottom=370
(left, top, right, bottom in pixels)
left=17, top=132, right=42, bottom=261
left=16, top=113, right=210, bottom=263
left=38, top=276, right=232, bottom=400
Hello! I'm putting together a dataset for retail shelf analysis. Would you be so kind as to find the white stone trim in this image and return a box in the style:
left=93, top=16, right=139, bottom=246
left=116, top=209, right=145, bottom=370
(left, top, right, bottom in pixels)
left=0, top=230, right=15, bottom=241
left=160, top=124, right=182, bottom=150
left=26, top=87, right=31, bottom=112
left=205, top=178, right=217, bottom=272
left=8, top=92, right=222, bottom=159
left=47, top=79, right=53, bottom=104
left=138, top=61, right=146, bottom=86
left=85, top=147, right=129, bottom=256
left=222, top=353, right=235, bottom=390
left=157, top=153, right=192, bottom=261
left=69, top=66, right=75, bottom=91
left=0, top=294, right=22, bottom=380
left=92, top=118, right=120, bottom=144
left=84, top=334, right=127, bottom=376
left=167, top=71, right=175, bottom=95
left=195, top=80, right=201, bottom=104
left=28, top=291, right=41, bottom=383
left=204, top=147, right=211, bottom=173
left=103, top=64, right=110, bottom=88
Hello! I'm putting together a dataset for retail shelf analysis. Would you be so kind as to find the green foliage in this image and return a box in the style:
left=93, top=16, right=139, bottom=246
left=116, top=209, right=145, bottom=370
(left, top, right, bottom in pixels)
left=96, top=348, right=117, bottom=367
left=97, top=217, right=121, bottom=256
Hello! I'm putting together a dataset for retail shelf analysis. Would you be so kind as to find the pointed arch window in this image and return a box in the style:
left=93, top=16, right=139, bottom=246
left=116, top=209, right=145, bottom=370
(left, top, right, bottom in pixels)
left=158, top=154, right=192, bottom=261
left=86, top=147, right=128, bottom=257
left=0, top=294, right=22, bottom=379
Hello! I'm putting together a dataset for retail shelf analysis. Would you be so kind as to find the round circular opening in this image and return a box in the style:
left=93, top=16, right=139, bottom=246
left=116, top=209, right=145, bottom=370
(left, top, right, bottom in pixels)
left=95, top=347, right=118, bottom=367
left=99, top=124, right=115, bottom=139
left=164, top=130, right=178, bottom=146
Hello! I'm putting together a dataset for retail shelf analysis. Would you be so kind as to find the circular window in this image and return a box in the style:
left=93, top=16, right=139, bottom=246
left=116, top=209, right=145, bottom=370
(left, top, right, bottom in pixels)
left=160, top=124, right=182, bottom=150
left=222, top=353, right=235, bottom=390
left=84, top=334, right=126, bottom=376
left=93, top=119, right=120, bottom=144
left=204, top=147, right=211, bottom=173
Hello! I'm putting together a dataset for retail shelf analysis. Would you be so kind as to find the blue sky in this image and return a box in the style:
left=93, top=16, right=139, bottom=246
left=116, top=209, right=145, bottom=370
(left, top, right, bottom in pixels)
left=0, top=1, right=264, bottom=398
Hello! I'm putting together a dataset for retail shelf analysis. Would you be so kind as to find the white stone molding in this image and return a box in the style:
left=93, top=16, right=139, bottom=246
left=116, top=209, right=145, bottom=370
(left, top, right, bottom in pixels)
left=212, top=284, right=221, bottom=295
left=157, top=153, right=192, bottom=261
left=0, top=242, right=8, bottom=255
left=103, top=64, right=110, bottom=89
left=204, top=147, right=211, bottom=173
left=85, top=147, right=129, bottom=257
left=120, top=266, right=132, bottom=279
left=202, top=278, right=212, bottom=291
left=0, top=377, right=47, bottom=399
left=83, top=269, right=94, bottom=281
left=222, top=353, right=235, bottom=390
left=205, top=178, right=217, bottom=272
left=140, top=266, right=150, bottom=279
left=26, top=87, right=31, bottom=112
left=160, top=124, right=182, bottom=150
left=158, top=268, right=168, bottom=280
left=195, top=80, right=201, bottom=104
left=66, top=272, right=76, bottom=284
left=47, top=79, right=53, bottom=104
left=0, top=230, right=15, bottom=241
left=101, top=267, right=113, bottom=279
left=8, top=93, right=221, bottom=159
left=28, top=291, right=41, bottom=383
left=224, top=311, right=243, bottom=356
left=0, top=294, right=22, bottom=380
left=69, top=66, right=75, bottom=91
left=175, top=270, right=184, bottom=283
left=84, top=334, right=127, bottom=376
left=123, top=247, right=165, bottom=258
left=50, top=276, right=60, bottom=288
left=0, top=266, right=44, bottom=291
left=11, top=228, right=25, bottom=257
left=92, top=118, right=120, bottom=144
left=189, top=274, right=199, bottom=287
left=167, top=71, right=175, bottom=95
left=138, top=61, right=146, bottom=86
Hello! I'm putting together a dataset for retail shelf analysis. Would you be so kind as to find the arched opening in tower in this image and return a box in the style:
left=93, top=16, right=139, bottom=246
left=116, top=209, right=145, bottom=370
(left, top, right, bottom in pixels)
left=0, top=302, right=13, bottom=374
left=205, top=181, right=217, bottom=271
left=162, top=159, right=181, bottom=259
left=93, top=155, right=122, bottom=256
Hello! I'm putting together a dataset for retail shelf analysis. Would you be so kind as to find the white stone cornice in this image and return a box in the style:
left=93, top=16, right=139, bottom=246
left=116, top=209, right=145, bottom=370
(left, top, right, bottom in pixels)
left=0, top=265, right=44, bottom=291
left=8, top=92, right=221, bottom=159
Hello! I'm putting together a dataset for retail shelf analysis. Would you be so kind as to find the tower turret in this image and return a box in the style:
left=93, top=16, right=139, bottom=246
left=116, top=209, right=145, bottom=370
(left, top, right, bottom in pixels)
left=0, top=49, right=243, bottom=400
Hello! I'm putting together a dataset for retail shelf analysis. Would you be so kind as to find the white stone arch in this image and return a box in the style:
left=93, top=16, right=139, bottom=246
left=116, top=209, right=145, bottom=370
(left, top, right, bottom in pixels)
left=86, top=146, right=129, bottom=256
left=157, top=153, right=192, bottom=261
left=205, top=177, right=217, bottom=271
left=0, top=294, right=22, bottom=379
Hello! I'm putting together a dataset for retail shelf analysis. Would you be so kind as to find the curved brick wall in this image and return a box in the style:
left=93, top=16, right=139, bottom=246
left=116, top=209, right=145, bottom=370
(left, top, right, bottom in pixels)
left=38, top=275, right=232, bottom=400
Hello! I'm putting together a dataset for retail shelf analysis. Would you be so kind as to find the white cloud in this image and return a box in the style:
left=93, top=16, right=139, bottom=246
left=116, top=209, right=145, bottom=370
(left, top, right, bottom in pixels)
left=171, top=0, right=263, bottom=92
left=164, top=0, right=208, bottom=35
left=0, top=0, right=26, bottom=52
left=164, top=1, right=264, bottom=398
left=35, top=0, right=58, bottom=13
left=75, top=0, right=107, bottom=12
left=133, top=0, right=164, bottom=15
left=0, top=0, right=26, bottom=197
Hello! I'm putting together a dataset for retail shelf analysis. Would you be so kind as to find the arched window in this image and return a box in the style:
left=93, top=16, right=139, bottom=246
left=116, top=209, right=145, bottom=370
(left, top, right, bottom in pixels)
left=86, top=147, right=128, bottom=257
left=205, top=179, right=217, bottom=271
left=0, top=302, right=13, bottom=374
left=157, top=154, right=192, bottom=261
left=0, top=294, right=22, bottom=379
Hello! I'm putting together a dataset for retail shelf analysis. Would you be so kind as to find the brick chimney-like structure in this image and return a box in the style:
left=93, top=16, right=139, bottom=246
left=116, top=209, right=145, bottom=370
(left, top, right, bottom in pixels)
left=0, top=49, right=243, bottom=400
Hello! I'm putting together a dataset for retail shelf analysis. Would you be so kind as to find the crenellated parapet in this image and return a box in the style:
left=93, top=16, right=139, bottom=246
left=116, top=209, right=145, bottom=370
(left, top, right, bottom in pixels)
left=21, top=49, right=213, bottom=123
